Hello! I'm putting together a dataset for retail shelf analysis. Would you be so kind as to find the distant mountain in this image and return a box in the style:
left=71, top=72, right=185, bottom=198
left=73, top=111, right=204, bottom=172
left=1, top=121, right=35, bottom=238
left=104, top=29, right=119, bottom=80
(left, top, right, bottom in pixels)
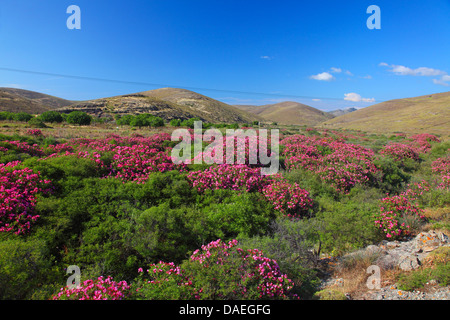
left=321, top=91, right=450, bottom=135
left=0, top=88, right=75, bottom=114
left=57, top=87, right=263, bottom=124
left=328, top=107, right=357, bottom=117
left=234, top=101, right=334, bottom=126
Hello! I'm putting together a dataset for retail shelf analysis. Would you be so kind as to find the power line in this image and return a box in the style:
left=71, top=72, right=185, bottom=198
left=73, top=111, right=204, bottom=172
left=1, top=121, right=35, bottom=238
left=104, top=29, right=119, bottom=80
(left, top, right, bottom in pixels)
left=0, top=66, right=381, bottom=102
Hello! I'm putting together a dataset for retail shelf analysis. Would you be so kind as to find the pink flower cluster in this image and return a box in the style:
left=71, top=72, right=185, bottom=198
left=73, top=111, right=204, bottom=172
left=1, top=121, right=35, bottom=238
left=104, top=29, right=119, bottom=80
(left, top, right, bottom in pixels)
left=52, top=276, right=131, bottom=300
left=71, top=133, right=187, bottom=182
left=380, top=143, right=420, bottom=162
left=261, top=180, right=314, bottom=218
left=192, top=132, right=275, bottom=167
left=0, top=140, right=44, bottom=157
left=187, top=164, right=269, bottom=193
left=407, top=133, right=440, bottom=153
left=431, top=156, right=450, bottom=189
left=137, top=239, right=293, bottom=300
left=374, top=194, right=425, bottom=239
left=189, top=239, right=295, bottom=299
left=0, top=161, right=51, bottom=234
left=26, top=129, right=43, bottom=137
left=44, top=143, right=75, bottom=154
left=35, top=133, right=186, bottom=183
left=282, top=135, right=380, bottom=192
left=110, top=144, right=183, bottom=183
left=186, top=164, right=313, bottom=217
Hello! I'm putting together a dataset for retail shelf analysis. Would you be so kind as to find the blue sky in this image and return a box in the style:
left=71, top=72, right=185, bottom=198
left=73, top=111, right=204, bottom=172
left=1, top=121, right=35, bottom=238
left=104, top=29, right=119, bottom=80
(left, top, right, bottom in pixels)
left=0, top=0, right=449, bottom=111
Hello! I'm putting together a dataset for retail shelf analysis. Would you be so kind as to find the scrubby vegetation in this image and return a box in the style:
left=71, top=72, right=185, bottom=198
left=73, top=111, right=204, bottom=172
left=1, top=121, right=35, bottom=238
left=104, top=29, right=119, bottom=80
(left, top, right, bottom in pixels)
left=0, top=118, right=448, bottom=300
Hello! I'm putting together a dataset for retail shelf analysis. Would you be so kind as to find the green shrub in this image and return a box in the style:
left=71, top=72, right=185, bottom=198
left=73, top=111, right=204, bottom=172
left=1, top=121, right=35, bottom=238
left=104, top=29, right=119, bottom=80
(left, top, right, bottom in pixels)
left=315, top=198, right=383, bottom=255
left=170, top=119, right=182, bottom=127
left=66, top=111, right=92, bottom=126
left=373, top=156, right=411, bottom=194
left=39, top=111, right=64, bottom=123
left=199, top=190, right=275, bottom=239
left=238, top=217, right=322, bottom=299
left=0, top=111, right=15, bottom=121
left=0, top=238, right=59, bottom=299
left=14, top=112, right=33, bottom=122
left=27, top=117, right=48, bottom=128
left=181, top=117, right=201, bottom=128
left=116, top=114, right=134, bottom=126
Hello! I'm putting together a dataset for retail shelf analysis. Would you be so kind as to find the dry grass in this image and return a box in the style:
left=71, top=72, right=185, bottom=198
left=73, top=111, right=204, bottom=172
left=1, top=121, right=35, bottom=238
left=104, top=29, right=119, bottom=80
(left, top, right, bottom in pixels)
left=321, top=91, right=450, bottom=136
left=318, top=250, right=405, bottom=299
left=235, top=101, right=334, bottom=126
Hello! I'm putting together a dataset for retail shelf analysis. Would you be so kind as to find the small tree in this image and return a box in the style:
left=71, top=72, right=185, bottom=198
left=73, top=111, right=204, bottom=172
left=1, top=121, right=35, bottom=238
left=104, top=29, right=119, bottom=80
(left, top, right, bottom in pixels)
left=170, top=119, right=182, bottom=127
left=14, top=112, right=33, bottom=122
left=39, top=111, right=63, bottom=123
left=66, top=111, right=92, bottom=126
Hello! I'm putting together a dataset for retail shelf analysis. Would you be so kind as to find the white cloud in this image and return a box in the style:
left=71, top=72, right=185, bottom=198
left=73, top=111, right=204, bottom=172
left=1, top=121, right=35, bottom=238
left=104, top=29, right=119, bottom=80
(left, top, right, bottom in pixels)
left=379, top=62, right=389, bottom=67
left=344, top=70, right=353, bottom=76
left=310, top=72, right=335, bottom=81
left=380, top=63, right=446, bottom=76
left=362, top=75, right=372, bottom=79
left=380, top=62, right=450, bottom=86
left=330, top=67, right=342, bottom=73
left=344, top=92, right=375, bottom=103
left=260, top=55, right=273, bottom=60
left=433, top=75, right=450, bottom=86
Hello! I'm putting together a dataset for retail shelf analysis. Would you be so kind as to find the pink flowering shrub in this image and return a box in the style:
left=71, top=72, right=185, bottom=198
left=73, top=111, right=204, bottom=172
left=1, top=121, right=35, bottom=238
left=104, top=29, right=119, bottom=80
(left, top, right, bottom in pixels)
left=407, top=133, right=440, bottom=154
left=282, top=135, right=380, bottom=193
left=432, top=157, right=450, bottom=175
left=431, top=157, right=450, bottom=189
left=0, top=140, right=44, bottom=157
left=374, top=195, right=425, bottom=239
left=187, top=164, right=269, bottom=193
left=26, top=129, right=43, bottom=137
left=262, top=180, right=314, bottom=218
left=186, top=164, right=314, bottom=218
left=109, top=144, right=185, bottom=183
left=35, top=133, right=187, bottom=183
left=132, top=239, right=296, bottom=300
left=192, top=131, right=276, bottom=167
left=380, top=143, right=420, bottom=162
left=52, top=276, right=131, bottom=300
left=0, top=161, right=52, bottom=234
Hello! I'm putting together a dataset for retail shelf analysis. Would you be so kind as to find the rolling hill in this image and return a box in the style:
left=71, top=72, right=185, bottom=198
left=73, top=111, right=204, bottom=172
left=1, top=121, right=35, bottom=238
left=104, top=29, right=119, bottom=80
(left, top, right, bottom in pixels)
left=57, top=87, right=263, bottom=124
left=328, top=107, right=357, bottom=117
left=321, top=91, right=450, bottom=135
left=0, top=88, right=75, bottom=114
left=235, top=101, right=334, bottom=126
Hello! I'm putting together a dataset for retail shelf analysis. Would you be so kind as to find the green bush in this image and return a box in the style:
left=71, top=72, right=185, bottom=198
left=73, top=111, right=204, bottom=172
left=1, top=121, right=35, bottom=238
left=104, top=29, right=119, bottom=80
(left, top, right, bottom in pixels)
left=14, top=112, right=33, bottom=122
left=0, top=238, right=59, bottom=300
left=315, top=198, right=383, bottom=255
left=199, top=190, right=275, bottom=239
left=0, top=111, right=15, bottom=121
left=116, top=114, right=134, bottom=126
left=66, top=111, right=92, bottom=126
left=181, top=117, right=201, bottom=129
left=129, top=203, right=211, bottom=264
left=39, top=111, right=64, bottom=123
left=27, top=117, right=48, bottom=128
left=238, top=217, right=322, bottom=299
left=170, top=119, right=182, bottom=127
left=373, top=156, right=411, bottom=194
